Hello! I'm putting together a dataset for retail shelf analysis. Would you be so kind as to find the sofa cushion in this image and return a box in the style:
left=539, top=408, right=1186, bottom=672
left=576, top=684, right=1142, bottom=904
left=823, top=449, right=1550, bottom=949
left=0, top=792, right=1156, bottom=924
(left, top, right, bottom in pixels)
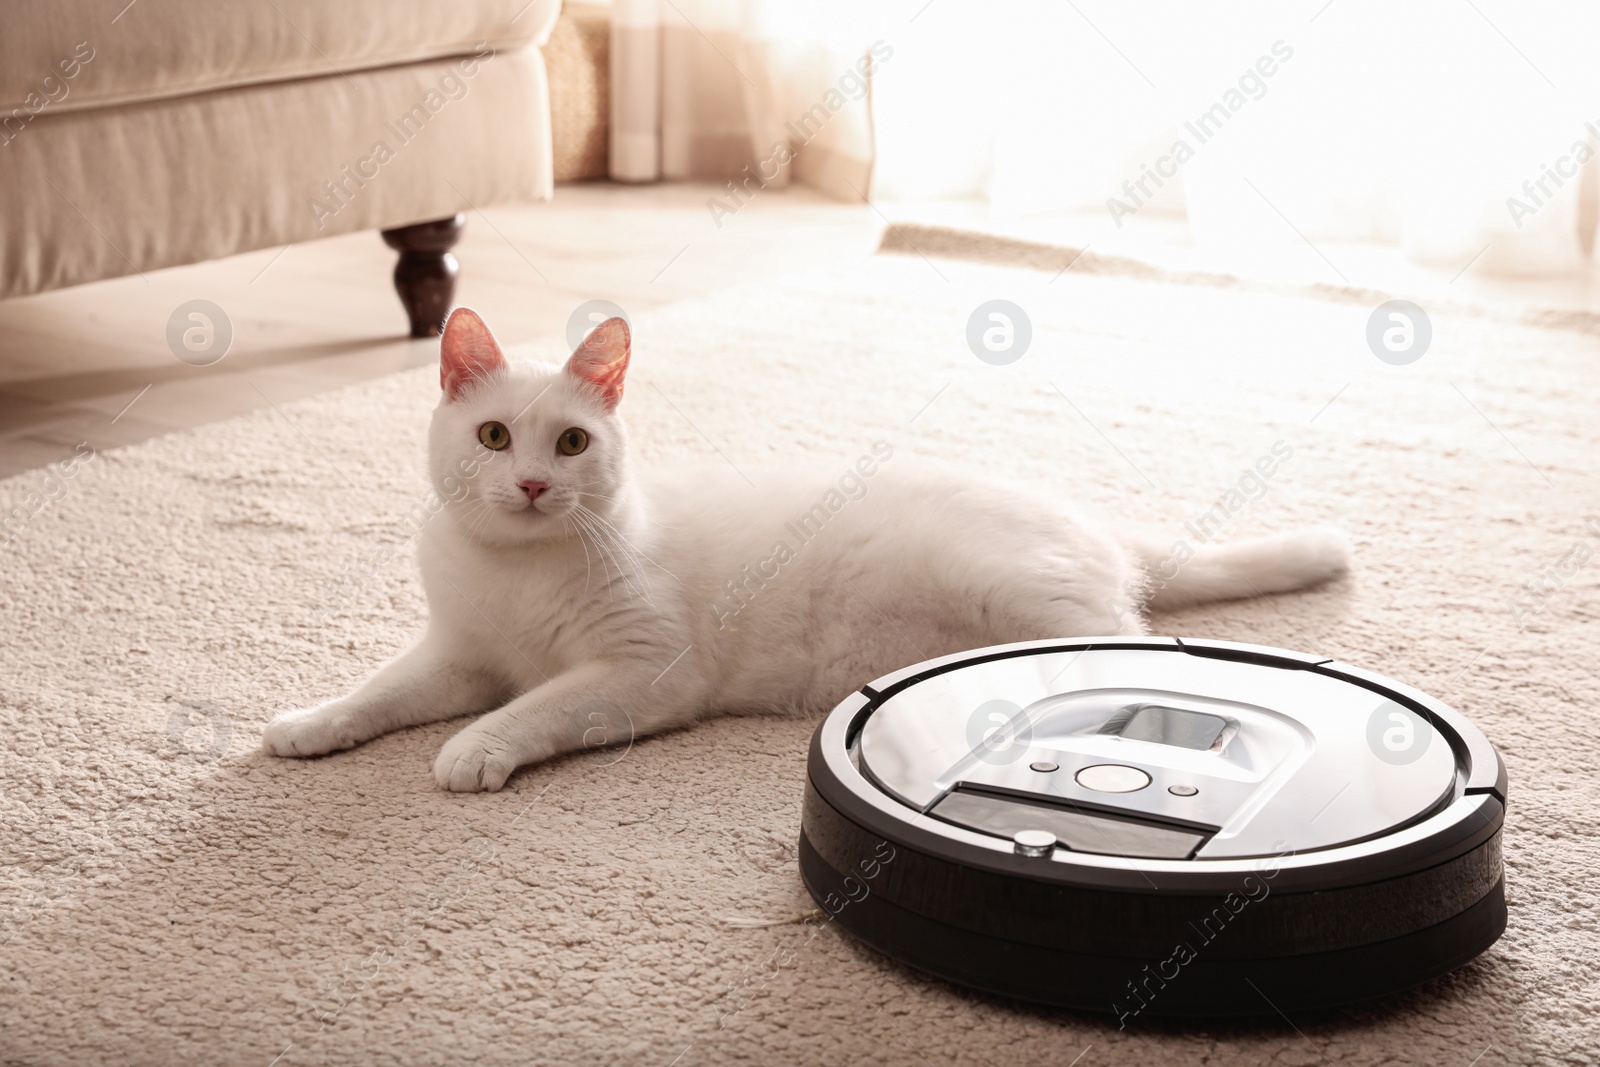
left=0, top=48, right=553, bottom=299
left=0, top=0, right=559, bottom=116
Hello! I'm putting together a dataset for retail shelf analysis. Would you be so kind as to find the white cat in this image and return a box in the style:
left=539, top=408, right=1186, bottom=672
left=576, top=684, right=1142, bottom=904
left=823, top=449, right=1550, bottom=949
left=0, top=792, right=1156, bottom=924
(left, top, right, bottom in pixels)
left=263, top=309, right=1348, bottom=791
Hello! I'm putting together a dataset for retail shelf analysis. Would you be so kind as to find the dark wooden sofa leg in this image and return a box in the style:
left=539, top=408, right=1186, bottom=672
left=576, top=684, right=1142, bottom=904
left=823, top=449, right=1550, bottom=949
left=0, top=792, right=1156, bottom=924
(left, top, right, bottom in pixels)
left=381, top=214, right=465, bottom=338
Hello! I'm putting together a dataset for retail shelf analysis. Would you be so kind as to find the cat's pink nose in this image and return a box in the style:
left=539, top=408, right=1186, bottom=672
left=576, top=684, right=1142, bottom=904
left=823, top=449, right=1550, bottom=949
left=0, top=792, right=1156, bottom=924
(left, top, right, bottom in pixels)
left=518, top=480, right=549, bottom=501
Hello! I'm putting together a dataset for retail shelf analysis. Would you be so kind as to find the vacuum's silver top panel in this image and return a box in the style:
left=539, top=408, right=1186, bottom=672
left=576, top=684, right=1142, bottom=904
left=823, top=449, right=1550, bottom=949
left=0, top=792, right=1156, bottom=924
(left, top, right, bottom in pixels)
left=857, top=647, right=1460, bottom=859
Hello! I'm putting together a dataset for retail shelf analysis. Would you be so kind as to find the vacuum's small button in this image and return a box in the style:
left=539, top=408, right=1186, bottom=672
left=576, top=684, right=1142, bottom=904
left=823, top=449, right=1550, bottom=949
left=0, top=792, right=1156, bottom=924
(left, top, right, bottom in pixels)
left=1168, top=784, right=1199, bottom=797
left=1075, top=764, right=1151, bottom=793
left=1013, top=829, right=1057, bottom=857
left=1029, top=760, right=1059, bottom=773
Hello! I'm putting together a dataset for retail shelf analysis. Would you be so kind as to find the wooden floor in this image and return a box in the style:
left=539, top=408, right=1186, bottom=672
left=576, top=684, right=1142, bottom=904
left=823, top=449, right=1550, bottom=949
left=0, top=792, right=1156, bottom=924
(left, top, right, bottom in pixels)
left=0, top=182, right=879, bottom=478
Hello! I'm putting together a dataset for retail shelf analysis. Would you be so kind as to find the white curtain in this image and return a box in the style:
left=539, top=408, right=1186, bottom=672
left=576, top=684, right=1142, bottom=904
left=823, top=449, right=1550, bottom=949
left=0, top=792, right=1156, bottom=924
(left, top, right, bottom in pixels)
left=867, top=0, right=1600, bottom=276
left=609, top=0, right=882, bottom=202
left=610, top=0, right=1600, bottom=275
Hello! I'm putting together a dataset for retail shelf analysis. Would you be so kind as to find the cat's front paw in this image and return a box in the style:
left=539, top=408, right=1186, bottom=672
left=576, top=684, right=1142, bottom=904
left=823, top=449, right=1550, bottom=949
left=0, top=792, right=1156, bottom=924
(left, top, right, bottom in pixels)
left=262, top=704, right=362, bottom=758
left=433, top=727, right=520, bottom=792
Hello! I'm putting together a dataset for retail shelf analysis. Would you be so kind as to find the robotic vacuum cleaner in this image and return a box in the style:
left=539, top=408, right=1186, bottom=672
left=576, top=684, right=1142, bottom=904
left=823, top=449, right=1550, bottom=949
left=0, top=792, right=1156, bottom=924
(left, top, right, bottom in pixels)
left=799, top=637, right=1507, bottom=1019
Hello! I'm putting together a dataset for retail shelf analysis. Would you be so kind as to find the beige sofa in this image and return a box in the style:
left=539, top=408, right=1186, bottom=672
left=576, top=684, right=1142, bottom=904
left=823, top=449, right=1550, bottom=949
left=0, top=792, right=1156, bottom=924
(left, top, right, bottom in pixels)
left=0, top=0, right=560, bottom=335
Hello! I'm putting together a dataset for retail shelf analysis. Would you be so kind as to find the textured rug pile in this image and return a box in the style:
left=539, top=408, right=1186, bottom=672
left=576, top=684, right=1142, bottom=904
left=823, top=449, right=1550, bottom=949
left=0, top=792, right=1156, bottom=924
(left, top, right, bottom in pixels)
left=2, top=230, right=1596, bottom=1064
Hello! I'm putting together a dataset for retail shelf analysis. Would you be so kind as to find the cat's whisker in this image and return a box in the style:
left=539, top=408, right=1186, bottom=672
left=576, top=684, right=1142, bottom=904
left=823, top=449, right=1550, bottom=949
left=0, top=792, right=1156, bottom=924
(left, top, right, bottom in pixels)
left=562, top=514, right=595, bottom=594
left=572, top=512, right=623, bottom=605
left=465, top=499, right=500, bottom=543
left=575, top=508, right=653, bottom=605
left=575, top=490, right=674, bottom=530
left=573, top=505, right=650, bottom=596
left=581, top=514, right=641, bottom=603
left=576, top=505, right=656, bottom=563
left=575, top=503, right=680, bottom=585
left=450, top=499, right=494, bottom=541
left=578, top=491, right=676, bottom=530
left=569, top=511, right=609, bottom=576
left=559, top=483, right=674, bottom=532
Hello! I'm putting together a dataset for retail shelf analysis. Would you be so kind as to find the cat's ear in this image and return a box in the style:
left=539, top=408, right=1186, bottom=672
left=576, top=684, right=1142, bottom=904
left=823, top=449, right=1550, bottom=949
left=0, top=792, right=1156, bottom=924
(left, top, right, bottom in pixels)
left=564, top=317, right=631, bottom=410
left=439, top=307, right=507, bottom=400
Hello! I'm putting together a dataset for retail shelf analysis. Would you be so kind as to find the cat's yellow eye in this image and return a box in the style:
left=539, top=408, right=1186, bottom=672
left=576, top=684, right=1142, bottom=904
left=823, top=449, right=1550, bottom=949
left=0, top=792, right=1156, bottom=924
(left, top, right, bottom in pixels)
left=557, top=427, right=589, bottom=456
left=478, top=421, right=511, bottom=451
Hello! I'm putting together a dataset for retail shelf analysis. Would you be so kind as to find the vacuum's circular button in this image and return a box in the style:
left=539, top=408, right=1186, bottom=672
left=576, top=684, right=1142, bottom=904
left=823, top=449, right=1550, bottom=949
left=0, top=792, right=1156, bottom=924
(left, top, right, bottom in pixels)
left=1168, top=784, right=1199, bottom=797
left=1013, top=830, right=1057, bottom=857
left=1075, top=764, right=1151, bottom=793
left=1029, top=760, right=1059, bottom=773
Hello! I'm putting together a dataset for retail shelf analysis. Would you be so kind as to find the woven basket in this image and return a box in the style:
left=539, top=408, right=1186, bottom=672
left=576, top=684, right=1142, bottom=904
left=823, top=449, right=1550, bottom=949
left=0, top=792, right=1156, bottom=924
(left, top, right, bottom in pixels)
left=546, top=2, right=610, bottom=182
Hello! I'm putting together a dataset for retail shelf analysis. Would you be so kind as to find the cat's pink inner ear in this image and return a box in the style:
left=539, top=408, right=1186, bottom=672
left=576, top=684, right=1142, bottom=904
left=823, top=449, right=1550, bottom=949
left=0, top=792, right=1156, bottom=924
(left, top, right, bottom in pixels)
left=439, top=307, right=507, bottom=400
left=565, top=317, right=631, bottom=409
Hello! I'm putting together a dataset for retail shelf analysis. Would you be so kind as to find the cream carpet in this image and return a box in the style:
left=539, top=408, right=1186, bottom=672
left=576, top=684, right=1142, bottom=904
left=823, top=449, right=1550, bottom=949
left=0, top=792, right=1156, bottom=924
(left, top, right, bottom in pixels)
left=2, top=233, right=1597, bottom=1066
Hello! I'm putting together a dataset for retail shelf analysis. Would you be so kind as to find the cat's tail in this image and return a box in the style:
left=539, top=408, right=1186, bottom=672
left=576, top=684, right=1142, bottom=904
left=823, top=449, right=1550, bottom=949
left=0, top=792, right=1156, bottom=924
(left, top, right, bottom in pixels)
left=1132, top=525, right=1350, bottom=612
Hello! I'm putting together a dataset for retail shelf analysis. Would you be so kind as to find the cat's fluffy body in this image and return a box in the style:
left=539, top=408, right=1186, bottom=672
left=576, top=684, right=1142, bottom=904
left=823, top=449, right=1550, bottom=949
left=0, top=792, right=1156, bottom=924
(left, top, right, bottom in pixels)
left=264, top=310, right=1348, bottom=791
